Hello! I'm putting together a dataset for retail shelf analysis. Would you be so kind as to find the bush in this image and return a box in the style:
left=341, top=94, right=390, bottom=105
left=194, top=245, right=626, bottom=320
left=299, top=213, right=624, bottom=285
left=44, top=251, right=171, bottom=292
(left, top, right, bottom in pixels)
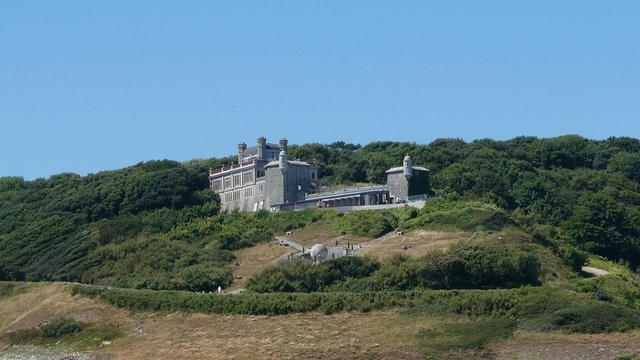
left=72, top=285, right=427, bottom=315
left=557, top=245, right=587, bottom=272
left=402, top=289, right=519, bottom=318
left=40, top=317, right=83, bottom=338
left=247, top=256, right=381, bottom=293
left=414, top=244, right=541, bottom=290
left=551, top=302, right=640, bottom=333
left=401, top=200, right=513, bottom=232
left=330, top=210, right=399, bottom=238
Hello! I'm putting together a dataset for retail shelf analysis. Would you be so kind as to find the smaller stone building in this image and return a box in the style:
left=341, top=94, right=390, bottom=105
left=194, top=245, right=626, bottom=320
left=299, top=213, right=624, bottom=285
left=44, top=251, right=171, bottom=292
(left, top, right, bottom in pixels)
left=385, top=155, right=430, bottom=202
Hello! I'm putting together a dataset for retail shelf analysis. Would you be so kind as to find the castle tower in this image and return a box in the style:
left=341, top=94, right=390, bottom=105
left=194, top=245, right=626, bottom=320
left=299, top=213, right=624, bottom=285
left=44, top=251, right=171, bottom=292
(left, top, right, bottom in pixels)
left=403, top=155, right=413, bottom=179
left=257, top=136, right=266, bottom=160
left=279, top=137, right=288, bottom=153
left=237, top=142, right=246, bottom=164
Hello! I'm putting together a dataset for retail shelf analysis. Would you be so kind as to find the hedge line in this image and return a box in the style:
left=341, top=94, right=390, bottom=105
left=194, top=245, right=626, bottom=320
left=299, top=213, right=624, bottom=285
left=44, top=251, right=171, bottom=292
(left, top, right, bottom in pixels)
left=71, top=284, right=640, bottom=334
left=72, top=285, right=426, bottom=315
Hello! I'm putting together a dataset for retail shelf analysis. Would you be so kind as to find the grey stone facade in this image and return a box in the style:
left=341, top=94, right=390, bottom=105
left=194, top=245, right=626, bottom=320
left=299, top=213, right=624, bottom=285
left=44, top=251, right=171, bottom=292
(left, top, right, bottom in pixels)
left=209, top=137, right=319, bottom=212
left=209, top=139, right=429, bottom=212
left=385, top=155, right=430, bottom=202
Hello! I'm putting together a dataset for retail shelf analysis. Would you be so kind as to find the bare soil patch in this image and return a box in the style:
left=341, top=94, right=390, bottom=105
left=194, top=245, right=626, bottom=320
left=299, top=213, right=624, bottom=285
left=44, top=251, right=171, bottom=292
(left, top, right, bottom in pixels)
left=358, top=230, right=470, bottom=260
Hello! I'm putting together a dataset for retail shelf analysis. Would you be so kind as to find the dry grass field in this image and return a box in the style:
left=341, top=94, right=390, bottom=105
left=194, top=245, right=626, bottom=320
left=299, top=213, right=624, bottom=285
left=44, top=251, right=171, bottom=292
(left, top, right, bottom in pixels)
left=0, top=283, right=127, bottom=333
left=228, top=241, right=291, bottom=291
left=109, top=310, right=426, bottom=360
left=2, top=283, right=640, bottom=359
left=356, top=230, right=470, bottom=260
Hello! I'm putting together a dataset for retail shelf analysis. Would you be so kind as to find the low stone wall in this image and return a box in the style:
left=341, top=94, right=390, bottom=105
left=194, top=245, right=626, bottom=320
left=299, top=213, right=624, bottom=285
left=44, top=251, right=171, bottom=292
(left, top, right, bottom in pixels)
left=332, top=201, right=426, bottom=213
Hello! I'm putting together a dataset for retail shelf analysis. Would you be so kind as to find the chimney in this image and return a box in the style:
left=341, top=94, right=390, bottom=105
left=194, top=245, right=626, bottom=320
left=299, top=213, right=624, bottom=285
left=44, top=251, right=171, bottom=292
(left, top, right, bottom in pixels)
left=257, top=136, right=266, bottom=160
left=237, top=142, right=246, bottom=164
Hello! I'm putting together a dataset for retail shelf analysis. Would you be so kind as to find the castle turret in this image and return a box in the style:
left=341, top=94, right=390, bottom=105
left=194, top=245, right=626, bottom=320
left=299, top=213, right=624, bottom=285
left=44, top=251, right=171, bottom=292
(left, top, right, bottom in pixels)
left=279, top=137, right=288, bottom=153
left=403, top=155, right=413, bottom=179
left=237, top=142, right=246, bottom=164
left=279, top=150, right=288, bottom=174
left=257, top=136, right=266, bottom=160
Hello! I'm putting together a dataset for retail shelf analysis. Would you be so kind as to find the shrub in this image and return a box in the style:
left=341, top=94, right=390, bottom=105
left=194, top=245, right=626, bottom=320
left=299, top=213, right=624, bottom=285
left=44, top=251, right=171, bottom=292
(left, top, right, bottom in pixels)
left=330, top=210, right=398, bottom=238
left=247, top=256, right=381, bottom=293
left=40, top=317, right=83, bottom=338
left=72, top=285, right=427, bottom=315
left=551, top=302, right=640, bottom=333
left=415, top=244, right=542, bottom=290
left=557, top=245, right=587, bottom=272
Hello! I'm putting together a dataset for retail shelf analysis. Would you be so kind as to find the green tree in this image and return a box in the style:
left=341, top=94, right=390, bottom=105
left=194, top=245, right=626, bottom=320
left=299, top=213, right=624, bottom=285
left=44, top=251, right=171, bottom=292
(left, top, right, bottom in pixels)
left=564, top=192, right=640, bottom=268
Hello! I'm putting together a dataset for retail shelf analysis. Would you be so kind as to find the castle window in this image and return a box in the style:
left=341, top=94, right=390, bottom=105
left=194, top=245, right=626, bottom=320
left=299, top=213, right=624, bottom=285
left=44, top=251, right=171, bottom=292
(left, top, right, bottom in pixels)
left=233, top=174, right=241, bottom=187
left=243, top=170, right=253, bottom=185
left=224, top=176, right=232, bottom=189
left=212, top=179, right=221, bottom=191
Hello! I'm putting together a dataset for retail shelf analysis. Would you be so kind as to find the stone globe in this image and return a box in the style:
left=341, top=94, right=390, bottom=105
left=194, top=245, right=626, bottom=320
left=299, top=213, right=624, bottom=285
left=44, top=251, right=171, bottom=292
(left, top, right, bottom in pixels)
left=309, top=244, right=329, bottom=262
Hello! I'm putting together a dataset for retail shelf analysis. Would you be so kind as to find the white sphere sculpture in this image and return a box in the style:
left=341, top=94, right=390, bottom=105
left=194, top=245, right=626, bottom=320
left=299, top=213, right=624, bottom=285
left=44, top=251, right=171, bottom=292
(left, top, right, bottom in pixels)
left=309, top=244, right=329, bottom=262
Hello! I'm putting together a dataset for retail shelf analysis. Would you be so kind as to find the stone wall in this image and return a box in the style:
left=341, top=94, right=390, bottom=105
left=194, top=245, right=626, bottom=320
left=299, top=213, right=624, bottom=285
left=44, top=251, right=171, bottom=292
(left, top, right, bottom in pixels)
left=265, top=169, right=284, bottom=208
left=386, top=169, right=430, bottom=201
left=283, top=163, right=312, bottom=203
left=264, top=163, right=312, bottom=208
left=386, top=172, right=409, bottom=201
left=332, top=201, right=426, bottom=213
left=219, top=179, right=267, bottom=212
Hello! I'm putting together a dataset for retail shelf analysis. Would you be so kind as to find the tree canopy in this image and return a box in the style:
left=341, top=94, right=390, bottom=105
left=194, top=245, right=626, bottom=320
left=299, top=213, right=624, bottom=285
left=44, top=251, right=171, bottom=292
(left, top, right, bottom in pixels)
left=2, top=134, right=640, bottom=289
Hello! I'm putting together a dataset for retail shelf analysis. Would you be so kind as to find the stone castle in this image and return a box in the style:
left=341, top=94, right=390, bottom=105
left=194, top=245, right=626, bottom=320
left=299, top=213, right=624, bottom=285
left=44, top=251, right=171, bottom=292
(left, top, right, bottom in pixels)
left=209, top=136, right=430, bottom=212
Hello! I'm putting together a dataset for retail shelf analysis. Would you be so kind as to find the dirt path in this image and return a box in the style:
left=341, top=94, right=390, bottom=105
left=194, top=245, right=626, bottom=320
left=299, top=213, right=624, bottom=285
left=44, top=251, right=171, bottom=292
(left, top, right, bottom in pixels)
left=581, top=266, right=610, bottom=277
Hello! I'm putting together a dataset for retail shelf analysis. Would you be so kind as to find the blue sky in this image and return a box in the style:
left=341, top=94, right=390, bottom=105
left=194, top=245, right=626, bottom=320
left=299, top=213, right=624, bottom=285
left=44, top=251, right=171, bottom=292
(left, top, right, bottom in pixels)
left=1, top=1, right=639, bottom=180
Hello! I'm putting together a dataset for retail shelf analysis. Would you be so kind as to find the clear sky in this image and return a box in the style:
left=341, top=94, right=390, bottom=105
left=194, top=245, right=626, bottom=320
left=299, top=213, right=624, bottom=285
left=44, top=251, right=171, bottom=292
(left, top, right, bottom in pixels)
left=1, top=1, right=639, bottom=180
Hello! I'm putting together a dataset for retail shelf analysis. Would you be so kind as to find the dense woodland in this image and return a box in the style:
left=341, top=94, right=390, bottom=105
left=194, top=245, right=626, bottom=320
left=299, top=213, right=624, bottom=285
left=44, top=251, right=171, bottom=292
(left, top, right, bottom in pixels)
left=2, top=134, right=640, bottom=293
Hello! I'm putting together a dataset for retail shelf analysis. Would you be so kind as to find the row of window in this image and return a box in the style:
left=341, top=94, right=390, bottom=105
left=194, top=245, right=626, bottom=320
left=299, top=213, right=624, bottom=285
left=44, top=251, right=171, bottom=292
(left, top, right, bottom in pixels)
left=212, top=169, right=262, bottom=192
left=220, top=184, right=264, bottom=203
left=223, top=190, right=242, bottom=203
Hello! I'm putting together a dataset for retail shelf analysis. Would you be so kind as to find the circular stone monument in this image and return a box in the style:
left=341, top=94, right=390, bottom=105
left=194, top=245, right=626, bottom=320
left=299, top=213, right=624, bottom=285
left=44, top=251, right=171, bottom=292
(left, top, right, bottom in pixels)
left=309, top=244, right=329, bottom=262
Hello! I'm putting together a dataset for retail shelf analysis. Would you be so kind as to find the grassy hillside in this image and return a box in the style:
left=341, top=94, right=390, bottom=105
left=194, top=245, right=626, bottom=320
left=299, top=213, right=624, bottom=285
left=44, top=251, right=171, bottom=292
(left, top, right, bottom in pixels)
left=4, top=135, right=640, bottom=290
left=4, top=135, right=640, bottom=358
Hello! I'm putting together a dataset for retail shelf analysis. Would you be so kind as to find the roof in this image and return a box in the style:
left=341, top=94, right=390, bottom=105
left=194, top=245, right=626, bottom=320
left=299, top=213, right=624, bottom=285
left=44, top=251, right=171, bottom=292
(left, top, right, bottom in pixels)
left=242, top=144, right=280, bottom=158
left=264, top=160, right=314, bottom=168
left=209, top=160, right=267, bottom=177
left=385, top=166, right=430, bottom=174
